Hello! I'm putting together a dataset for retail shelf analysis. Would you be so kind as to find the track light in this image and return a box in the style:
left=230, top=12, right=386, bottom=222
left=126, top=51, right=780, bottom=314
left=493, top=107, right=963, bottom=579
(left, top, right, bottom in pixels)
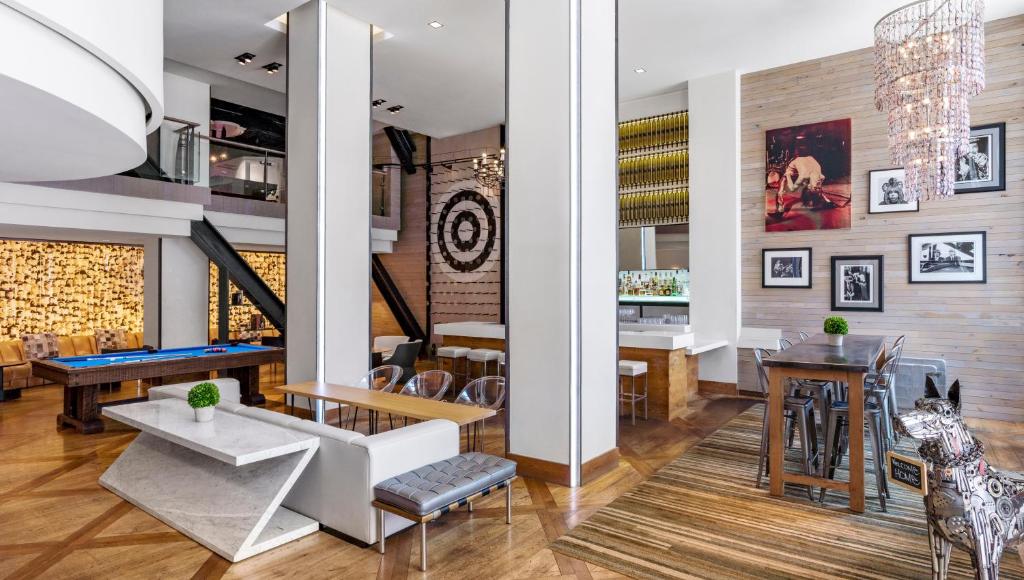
left=262, top=62, right=282, bottom=75
left=386, top=105, right=404, bottom=115
left=372, top=99, right=387, bottom=108
left=235, top=53, right=255, bottom=65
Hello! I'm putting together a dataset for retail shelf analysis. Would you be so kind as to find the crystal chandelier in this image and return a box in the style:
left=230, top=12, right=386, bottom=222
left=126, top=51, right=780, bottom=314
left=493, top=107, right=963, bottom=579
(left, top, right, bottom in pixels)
left=472, top=148, right=505, bottom=188
left=874, top=0, right=985, bottom=201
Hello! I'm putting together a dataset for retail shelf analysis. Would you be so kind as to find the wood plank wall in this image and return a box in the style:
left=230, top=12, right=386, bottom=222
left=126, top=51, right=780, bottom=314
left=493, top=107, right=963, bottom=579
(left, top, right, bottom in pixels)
left=739, top=16, right=1024, bottom=421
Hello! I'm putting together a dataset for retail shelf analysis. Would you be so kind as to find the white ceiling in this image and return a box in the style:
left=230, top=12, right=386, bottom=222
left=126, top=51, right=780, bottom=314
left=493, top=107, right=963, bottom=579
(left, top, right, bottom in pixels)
left=165, top=0, right=1024, bottom=137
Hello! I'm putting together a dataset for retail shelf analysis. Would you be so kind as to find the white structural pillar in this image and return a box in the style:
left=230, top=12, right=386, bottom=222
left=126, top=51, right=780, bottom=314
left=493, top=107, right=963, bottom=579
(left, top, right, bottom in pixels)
left=286, top=0, right=372, bottom=419
left=507, top=0, right=618, bottom=486
left=158, top=237, right=210, bottom=348
left=688, top=71, right=742, bottom=383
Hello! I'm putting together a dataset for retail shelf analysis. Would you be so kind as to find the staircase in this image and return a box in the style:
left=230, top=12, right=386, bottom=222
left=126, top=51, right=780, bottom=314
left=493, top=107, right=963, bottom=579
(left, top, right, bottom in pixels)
left=372, top=255, right=426, bottom=343
left=190, top=217, right=286, bottom=333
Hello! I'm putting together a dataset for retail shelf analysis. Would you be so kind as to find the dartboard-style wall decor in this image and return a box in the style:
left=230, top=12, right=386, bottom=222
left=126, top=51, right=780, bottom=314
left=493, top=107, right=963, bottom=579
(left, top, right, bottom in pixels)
left=430, top=158, right=502, bottom=323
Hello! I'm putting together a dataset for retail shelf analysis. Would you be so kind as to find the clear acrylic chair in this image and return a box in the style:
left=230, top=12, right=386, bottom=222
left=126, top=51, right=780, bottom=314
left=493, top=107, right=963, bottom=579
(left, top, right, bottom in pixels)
left=347, top=365, right=403, bottom=432
left=454, top=376, right=506, bottom=452
left=754, top=348, right=819, bottom=500
left=798, top=331, right=810, bottom=342
left=399, top=370, right=453, bottom=400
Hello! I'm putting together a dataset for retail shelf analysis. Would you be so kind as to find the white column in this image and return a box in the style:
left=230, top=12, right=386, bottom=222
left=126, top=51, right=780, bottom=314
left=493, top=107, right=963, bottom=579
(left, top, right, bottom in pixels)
left=507, top=0, right=618, bottom=486
left=159, top=237, right=209, bottom=348
left=143, top=238, right=160, bottom=346
left=286, top=1, right=371, bottom=399
left=688, top=71, right=741, bottom=383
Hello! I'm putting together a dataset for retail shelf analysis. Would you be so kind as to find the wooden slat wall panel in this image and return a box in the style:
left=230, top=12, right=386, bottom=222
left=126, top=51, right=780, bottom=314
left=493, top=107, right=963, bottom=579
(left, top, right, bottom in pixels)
left=739, top=16, right=1024, bottom=421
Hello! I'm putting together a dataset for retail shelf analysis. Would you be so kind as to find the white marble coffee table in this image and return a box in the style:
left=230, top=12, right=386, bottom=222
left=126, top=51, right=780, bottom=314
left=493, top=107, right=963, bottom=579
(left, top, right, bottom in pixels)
left=100, top=399, right=320, bottom=562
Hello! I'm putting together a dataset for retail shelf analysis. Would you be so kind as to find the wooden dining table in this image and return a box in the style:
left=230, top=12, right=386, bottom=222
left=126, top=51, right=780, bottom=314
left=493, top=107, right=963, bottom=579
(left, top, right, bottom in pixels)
left=761, top=334, right=887, bottom=513
left=276, top=381, right=495, bottom=434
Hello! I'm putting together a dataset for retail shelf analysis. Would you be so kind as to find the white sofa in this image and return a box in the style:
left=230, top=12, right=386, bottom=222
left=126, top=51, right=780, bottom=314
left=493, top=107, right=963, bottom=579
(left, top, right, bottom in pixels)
left=148, top=380, right=460, bottom=545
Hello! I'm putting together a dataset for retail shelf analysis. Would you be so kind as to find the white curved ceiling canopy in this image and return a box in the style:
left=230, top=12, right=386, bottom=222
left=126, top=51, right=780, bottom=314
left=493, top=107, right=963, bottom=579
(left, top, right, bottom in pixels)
left=0, top=0, right=164, bottom=182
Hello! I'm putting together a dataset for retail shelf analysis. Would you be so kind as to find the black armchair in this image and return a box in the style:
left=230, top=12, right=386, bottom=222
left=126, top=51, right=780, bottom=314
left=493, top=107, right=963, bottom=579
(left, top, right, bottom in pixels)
left=384, top=340, right=422, bottom=384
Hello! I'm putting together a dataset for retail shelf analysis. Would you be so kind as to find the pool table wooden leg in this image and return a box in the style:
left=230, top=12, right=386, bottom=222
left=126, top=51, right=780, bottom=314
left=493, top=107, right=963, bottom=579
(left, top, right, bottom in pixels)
left=226, top=365, right=265, bottom=406
left=58, top=384, right=104, bottom=434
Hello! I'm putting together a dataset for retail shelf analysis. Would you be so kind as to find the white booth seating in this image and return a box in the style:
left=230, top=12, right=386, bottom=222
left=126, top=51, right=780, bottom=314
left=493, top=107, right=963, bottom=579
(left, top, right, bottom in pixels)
left=147, top=380, right=460, bottom=544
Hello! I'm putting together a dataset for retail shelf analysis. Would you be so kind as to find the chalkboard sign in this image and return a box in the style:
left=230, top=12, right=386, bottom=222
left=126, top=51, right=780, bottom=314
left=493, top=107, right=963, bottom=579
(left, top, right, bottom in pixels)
left=887, top=451, right=928, bottom=495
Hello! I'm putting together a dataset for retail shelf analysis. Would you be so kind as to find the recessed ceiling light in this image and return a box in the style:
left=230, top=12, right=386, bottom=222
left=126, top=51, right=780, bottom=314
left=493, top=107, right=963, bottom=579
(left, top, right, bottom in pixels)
left=387, top=105, right=404, bottom=115
left=263, top=62, right=282, bottom=75
left=372, top=99, right=387, bottom=108
left=428, top=20, right=444, bottom=29
left=235, top=52, right=255, bottom=65
left=634, top=67, right=646, bottom=74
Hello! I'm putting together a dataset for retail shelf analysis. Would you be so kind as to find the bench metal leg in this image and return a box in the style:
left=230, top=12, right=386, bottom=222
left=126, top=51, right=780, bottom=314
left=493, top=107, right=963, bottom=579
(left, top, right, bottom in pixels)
left=419, top=522, right=428, bottom=571
left=468, top=500, right=473, bottom=512
left=506, top=484, right=512, bottom=524
left=378, top=507, right=386, bottom=554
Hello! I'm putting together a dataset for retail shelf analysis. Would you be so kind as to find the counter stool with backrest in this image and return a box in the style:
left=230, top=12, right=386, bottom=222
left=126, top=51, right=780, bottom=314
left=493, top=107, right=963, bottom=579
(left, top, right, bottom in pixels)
left=753, top=348, right=819, bottom=500
left=617, top=360, right=649, bottom=425
left=467, top=349, right=500, bottom=381
left=373, top=335, right=409, bottom=359
left=436, top=346, right=471, bottom=387
left=384, top=340, right=422, bottom=385
left=345, top=364, right=403, bottom=433
left=453, top=376, right=506, bottom=452
left=819, top=353, right=899, bottom=511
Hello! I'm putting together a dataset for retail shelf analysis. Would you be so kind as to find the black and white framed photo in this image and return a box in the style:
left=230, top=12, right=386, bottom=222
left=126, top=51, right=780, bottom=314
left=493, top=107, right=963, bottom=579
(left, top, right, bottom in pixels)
left=955, top=123, right=1006, bottom=194
left=908, top=231, right=987, bottom=284
left=831, top=255, right=884, bottom=312
left=762, top=248, right=812, bottom=288
left=868, top=168, right=918, bottom=214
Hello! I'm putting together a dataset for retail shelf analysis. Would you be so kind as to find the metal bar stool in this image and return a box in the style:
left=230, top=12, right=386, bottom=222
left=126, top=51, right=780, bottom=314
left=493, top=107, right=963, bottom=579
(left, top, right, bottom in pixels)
left=467, top=349, right=500, bottom=381
left=436, top=346, right=471, bottom=388
left=617, top=360, right=649, bottom=425
left=753, top=349, right=819, bottom=500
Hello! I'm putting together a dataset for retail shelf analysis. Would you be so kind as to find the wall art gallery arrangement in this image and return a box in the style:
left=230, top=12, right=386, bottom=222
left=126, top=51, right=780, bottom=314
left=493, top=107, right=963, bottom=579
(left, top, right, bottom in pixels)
left=208, top=251, right=285, bottom=335
left=0, top=240, right=144, bottom=339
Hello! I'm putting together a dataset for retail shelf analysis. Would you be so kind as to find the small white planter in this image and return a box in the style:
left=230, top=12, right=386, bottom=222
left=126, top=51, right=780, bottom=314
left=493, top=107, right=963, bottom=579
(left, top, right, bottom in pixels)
left=826, top=334, right=844, bottom=347
left=194, top=406, right=215, bottom=422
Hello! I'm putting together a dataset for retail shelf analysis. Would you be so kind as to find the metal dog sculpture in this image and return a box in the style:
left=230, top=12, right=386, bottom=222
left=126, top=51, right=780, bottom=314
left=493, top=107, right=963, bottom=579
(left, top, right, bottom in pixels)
left=896, top=380, right=1024, bottom=579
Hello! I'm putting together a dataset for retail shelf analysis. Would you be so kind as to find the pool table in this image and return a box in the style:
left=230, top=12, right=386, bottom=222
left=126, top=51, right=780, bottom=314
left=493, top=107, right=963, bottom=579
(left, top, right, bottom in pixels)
left=32, top=344, right=284, bottom=434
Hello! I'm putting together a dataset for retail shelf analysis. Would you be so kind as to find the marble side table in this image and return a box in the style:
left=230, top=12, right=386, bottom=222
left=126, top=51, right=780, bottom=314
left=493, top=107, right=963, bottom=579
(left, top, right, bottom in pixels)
left=100, top=399, right=320, bottom=562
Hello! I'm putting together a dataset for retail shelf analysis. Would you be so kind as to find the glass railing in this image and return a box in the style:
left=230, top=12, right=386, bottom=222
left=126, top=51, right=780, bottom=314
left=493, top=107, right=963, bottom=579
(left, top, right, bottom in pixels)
left=121, top=116, right=201, bottom=185
left=206, top=137, right=286, bottom=203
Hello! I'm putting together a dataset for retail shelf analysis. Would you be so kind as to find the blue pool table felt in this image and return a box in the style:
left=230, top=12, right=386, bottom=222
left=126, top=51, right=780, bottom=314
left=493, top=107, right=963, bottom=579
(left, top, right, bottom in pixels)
left=52, top=344, right=272, bottom=368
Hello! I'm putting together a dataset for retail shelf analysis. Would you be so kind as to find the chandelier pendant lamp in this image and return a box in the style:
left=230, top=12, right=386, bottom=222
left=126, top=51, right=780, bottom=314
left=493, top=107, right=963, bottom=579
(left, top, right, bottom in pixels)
left=473, top=148, right=506, bottom=188
left=874, top=0, right=986, bottom=201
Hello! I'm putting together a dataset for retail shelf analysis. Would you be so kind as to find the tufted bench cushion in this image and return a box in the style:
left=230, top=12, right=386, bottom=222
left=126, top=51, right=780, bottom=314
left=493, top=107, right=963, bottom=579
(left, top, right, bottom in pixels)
left=374, top=452, right=516, bottom=516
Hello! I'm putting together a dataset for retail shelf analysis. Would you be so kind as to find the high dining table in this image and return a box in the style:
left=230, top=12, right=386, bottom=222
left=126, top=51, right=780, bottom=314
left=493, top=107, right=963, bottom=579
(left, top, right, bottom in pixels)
left=761, top=333, right=887, bottom=513
left=276, top=381, right=495, bottom=434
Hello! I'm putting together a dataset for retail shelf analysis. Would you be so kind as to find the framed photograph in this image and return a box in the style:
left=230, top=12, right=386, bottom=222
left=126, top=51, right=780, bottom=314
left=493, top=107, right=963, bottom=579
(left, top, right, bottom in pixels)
left=908, top=231, right=987, bottom=284
left=955, top=123, right=1005, bottom=194
left=764, top=119, right=852, bottom=232
left=762, top=248, right=812, bottom=288
left=831, top=255, right=884, bottom=312
left=868, top=168, right=918, bottom=214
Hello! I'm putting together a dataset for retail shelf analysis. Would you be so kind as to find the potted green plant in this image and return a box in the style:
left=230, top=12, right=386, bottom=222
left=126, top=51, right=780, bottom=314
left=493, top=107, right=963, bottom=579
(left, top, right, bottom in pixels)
left=823, top=315, right=849, bottom=347
left=187, top=382, right=220, bottom=422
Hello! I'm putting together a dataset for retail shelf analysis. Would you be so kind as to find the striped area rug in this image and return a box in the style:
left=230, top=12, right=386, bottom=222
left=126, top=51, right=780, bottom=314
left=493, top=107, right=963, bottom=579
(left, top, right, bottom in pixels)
left=551, top=405, right=1024, bottom=579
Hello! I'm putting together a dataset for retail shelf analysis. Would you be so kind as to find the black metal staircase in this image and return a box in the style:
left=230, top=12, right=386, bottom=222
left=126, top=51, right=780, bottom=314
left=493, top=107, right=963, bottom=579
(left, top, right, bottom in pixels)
left=190, top=217, right=286, bottom=334
left=372, top=255, right=426, bottom=343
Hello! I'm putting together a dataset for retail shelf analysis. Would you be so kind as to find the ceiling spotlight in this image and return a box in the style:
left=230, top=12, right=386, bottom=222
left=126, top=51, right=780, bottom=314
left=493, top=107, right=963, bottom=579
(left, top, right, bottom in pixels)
left=235, top=52, right=255, bottom=65
left=263, top=62, right=282, bottom=75
left=634, top=67, right=646, bottom=74
left=386, top=105, right=404, bottom=115
left=428, top=20, right=444, bottom=29
left=372, top=98, right=387, bottom=108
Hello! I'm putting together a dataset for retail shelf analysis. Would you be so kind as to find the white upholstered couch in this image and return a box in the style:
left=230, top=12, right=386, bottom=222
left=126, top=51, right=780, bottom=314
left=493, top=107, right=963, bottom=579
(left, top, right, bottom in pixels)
left=147, top=379, right=460, bottom=544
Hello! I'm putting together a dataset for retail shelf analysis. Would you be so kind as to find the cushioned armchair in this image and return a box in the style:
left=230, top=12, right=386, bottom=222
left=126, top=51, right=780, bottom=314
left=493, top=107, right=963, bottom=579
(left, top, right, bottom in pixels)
left=0, top=339, right=31, bottom=399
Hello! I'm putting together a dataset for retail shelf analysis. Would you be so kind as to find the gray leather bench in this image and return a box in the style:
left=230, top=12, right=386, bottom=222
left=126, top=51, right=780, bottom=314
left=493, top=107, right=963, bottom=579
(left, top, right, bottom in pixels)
left=373, top=452, right=517, bottom=571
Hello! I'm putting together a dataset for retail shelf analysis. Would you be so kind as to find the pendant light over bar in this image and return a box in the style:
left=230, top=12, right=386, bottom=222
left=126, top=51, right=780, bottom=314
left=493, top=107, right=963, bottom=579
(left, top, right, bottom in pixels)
left=873, top=0, right=986, bottom=201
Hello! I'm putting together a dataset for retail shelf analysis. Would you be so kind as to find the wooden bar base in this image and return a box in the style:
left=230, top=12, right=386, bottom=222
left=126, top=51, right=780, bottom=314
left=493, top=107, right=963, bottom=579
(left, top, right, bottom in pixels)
left=618, top=346, right=698, bottom=421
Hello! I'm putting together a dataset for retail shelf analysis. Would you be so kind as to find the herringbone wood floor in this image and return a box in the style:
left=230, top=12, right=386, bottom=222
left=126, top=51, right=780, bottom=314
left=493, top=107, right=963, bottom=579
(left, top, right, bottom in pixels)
left=0, top=368, right=755, bottom=579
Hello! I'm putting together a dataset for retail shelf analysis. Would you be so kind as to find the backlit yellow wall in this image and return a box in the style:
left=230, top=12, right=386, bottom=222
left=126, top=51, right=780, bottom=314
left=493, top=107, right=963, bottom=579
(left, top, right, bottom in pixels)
left=208, top=251, right=285, bottom=334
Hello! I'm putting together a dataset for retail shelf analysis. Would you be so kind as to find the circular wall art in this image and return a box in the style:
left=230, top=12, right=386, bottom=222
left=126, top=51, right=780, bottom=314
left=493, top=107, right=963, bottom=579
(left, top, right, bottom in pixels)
left=435, top=189, right=497, bottom=274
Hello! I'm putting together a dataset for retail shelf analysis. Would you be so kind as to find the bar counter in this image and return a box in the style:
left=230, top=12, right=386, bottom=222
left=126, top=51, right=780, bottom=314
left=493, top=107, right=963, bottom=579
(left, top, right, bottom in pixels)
left=433, top=322, right=725, bottom=421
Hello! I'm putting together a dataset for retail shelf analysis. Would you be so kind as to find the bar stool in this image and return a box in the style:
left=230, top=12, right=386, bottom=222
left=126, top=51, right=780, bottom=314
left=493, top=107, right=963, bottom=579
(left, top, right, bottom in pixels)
left=497, top=352, right=506, bottom=376
left=436, top=346, right=471, bottom=387
left=467, top=349, right=500, bottom=380
left=617, top=360, right=649, bottom=425
left=753, top=349, right=819, bottom=501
